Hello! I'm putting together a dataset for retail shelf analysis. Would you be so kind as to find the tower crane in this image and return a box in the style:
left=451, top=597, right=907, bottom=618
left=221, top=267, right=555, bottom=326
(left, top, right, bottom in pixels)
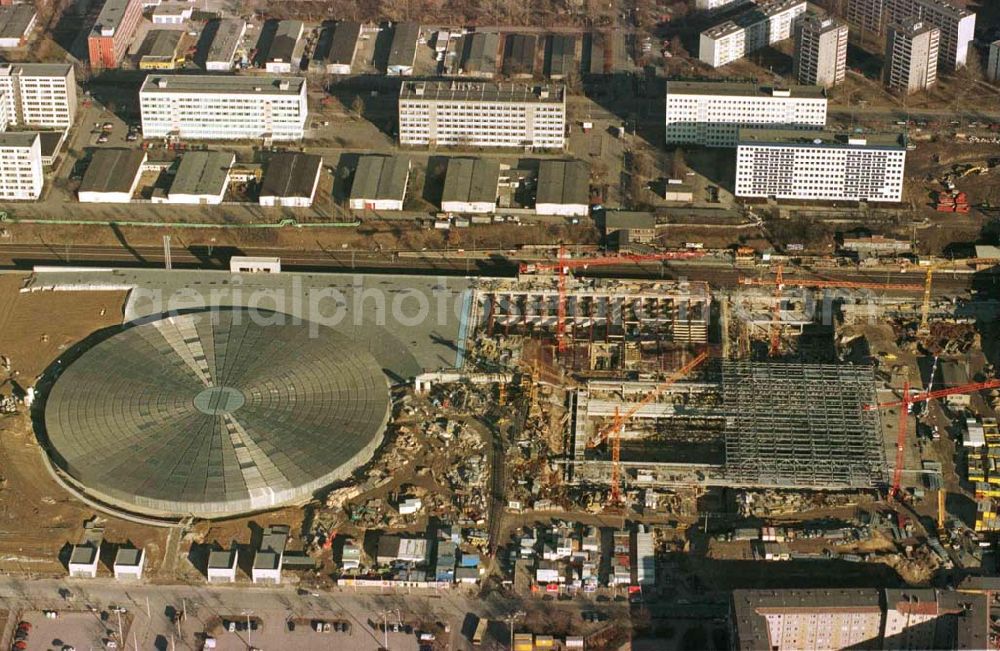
left=919, top=258, right=999, bottom=335
left=740, top=264, right=923, bottom=357
left=864, top=378, right=1000, bottom=499
left=519, top=247, right=707, bottom=353
left=586, top=350, right=709, bottom=505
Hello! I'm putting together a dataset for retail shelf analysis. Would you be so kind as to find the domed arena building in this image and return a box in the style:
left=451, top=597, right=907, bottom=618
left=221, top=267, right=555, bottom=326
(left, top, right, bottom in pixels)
left=42, top=308, right=391, bottom=519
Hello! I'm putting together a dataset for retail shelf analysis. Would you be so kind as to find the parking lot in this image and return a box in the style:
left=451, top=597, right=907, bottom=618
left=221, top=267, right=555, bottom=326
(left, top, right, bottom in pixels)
left=13, top=611, right=116, bottom=651
left=203, top=612, right=423, bottom=651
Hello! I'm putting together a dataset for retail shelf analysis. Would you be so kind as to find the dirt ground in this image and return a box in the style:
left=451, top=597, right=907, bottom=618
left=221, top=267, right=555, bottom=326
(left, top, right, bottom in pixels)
left=0, top=275, right=173, bottom=577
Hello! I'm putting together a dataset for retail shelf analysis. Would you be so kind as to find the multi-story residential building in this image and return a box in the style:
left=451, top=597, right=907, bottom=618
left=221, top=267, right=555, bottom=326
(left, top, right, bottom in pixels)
left=139, top=74, right=307, bottom=141
left=0, top=132, right=43, bottom=200
left=735, top=128, right=907, bottom=202
left=793, top=15, right=848, bottom=88
left=699, top=0, right=807, bottom=68
left=885, top=17, right=939, bottom=94
left=846, top=0, right=890, bottom=36
left=987, top=39, right=1000, bottom=83
left=732, top=588, right=988, bottom=650
left=0, top=63, right=76, bottom=129
left=844, top=0, right=974, bottom=70
left=398, top=81, right=565, bottom=150
left=695, top=0, right=749, bottom=11
left=87, top=0, right=143, bottom=69
left=664, top=81, right=827, bottom=147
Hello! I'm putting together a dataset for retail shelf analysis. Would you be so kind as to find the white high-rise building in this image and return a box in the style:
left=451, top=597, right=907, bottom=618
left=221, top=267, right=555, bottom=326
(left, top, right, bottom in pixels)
left=664, top=81, right=827, bottom=147
left=139, top=74, right=307, bottom=141
left=794, top=15, right=849, bottom=88
left=0, top=63, right=76, bottom=129
left=885, top=17, right=939, bottom=94
left=0, top=132, right=43, bottom=200
left=844, top=0, right=974, bottom=70
left=987, top=40, right=1000, bottom=83
left=699, top=0, right=807, bottom=67
left=398, top=81, right=565, bottom=150
left=735, top=128, right=906, bottom=202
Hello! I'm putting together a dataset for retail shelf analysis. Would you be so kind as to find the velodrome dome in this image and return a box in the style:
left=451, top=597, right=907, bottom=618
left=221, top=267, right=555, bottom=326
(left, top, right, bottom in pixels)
left=43, top=308, right=390, bottom=519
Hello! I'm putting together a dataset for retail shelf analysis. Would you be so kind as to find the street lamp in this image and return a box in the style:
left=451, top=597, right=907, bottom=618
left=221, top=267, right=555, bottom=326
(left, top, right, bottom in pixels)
left=503, top=610, right=525, bottom=650
left=241, top=609, right=254, bottom=650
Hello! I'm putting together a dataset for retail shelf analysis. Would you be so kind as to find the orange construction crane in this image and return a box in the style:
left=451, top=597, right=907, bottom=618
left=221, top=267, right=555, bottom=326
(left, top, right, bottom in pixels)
left=741, top=264, right=923, bottom=357
left=520, top=247, right=707, bottom=353
left=864, top=378, right=1000, bottom=499
left=586, top=350, right=709, bottom=505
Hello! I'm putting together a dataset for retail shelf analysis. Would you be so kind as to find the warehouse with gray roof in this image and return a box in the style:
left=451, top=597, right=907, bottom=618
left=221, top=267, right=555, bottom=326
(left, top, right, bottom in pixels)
left=386, top=22, right=419, bottom=75
left=535, top=159, right=589, bottom=216
left=0, top=4, right=36, bottom=48
left=259, top=151, right=323, bottom=208
left=461, top=32, right=499, bottom=77
left=503, top=33, right=536, bottom=78
left=545, top=34, right=576, bottom=79
left=164, top=150, right=234, bottom=205
left=349, top=155, right=410, bottom=211
left=327, top=20, right=361, bottom=74
left=441, top=158, right=501, bottom=214
left=205, top=18, right=246, bottom=70
left=78, top=148, right=147, bottom=203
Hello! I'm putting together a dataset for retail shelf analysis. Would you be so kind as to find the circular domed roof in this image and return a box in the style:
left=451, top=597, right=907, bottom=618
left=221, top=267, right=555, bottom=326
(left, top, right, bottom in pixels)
left=44, top=308, right=390, bottom=518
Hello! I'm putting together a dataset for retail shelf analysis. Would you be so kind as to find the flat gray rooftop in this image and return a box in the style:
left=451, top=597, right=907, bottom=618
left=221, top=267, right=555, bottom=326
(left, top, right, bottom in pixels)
left=0, top=132, right=37, bottom=148
left=140, top=29, right=182, bottom=60
left=0, top=4, right=35, bottom=41
left=442, top=158, right=501, bottom=205
left=0, top=62, right=71, bottom=77
left=208, top=548, right=237, bottom=568
left=536, top=159, right=589, bottom=206
left=78, top=148, right=145, bottom=194
left=169, top=151, right=234, bottom=198
left=400, top=80, right=565, bottom=103
left=141, top=74, right=304, bottom=96
left=92, top=0, right=133, bottom=36
left=114, top=547, right=143, bottom=566
left=665, top=80, right=826, bottom=99
left=206, top=18, right=245, bottom=64
left=350, top=155, right=410, bottom=202
left=546, top=34, right=575, bottom=78
left=259, top=151, right=322, bottom=199
left=502, top=33, right=536, bottom=76
left=738, top=128, right=905, bottom=149
left=25, top=268, right=475, bottom=381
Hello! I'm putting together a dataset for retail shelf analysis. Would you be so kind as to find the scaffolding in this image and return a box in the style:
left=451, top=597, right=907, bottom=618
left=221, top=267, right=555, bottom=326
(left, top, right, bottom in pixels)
left=721, top=361, right=886, bottom=489
left=568, top=362, right=886, bottom=490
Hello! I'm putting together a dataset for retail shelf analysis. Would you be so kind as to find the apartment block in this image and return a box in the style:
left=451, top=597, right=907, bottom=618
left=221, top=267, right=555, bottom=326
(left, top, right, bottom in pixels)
left=398, top=81, right=565, bottom=150
left=885, top=17, right=939, bottom=94
left=0, top=132, right=43, bottom=200
left=88, top=0, right=143, bottom=69
left=793, top=15, right=848, bottom=88
left=139, top=74, right=307, bottom=141
left=732, top=588, right=988, bottom=650
left=845, top=0, right=974, bottom=69
left=0, top=63, right=76, bottom=129
left=699, top=0, right=807, bottom=68
left=664, top=81, right=827, bottom=148
left=735, top=128, right=907, bottom=202
left=987, top=40, right=1000, bottom=83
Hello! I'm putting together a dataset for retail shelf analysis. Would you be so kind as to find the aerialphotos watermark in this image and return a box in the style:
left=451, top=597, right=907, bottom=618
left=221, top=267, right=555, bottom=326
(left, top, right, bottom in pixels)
left=126, top=274, right=471, bottom=336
